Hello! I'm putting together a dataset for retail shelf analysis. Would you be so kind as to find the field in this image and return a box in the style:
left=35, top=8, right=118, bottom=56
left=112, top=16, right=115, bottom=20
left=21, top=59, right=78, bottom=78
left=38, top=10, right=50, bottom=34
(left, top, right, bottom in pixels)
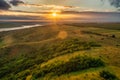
left=0, top=23, right=120, bottom=80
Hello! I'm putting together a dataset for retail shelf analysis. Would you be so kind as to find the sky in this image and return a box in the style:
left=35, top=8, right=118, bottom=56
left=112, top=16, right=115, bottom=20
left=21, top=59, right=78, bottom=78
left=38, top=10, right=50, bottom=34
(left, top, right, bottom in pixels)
left=0, top=0, right=120, bottom=12
left=0, top=0, right=120, bottom=23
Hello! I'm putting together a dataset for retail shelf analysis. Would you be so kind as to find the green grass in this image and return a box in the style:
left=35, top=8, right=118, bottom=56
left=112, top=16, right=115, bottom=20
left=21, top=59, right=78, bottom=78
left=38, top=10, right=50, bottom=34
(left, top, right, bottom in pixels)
left=0, top=38, right=4, bottom=47
left=32, top=56, right=104, bottom=79
left=0, top=23, right=120, bottom=80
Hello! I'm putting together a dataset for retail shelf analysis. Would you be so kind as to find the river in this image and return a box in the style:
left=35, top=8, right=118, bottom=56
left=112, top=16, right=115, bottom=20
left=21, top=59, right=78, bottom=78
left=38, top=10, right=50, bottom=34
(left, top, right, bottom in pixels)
left=0, top=24, right=42, bottom=32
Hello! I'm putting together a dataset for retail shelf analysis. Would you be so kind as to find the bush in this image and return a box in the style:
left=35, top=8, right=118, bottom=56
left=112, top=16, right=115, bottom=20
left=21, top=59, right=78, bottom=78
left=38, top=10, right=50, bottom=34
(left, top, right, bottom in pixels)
left=48, top=38, right=101, bottom=57
left=100, top=70, right=119, bottom=80
left=14, top=70, right=31, bottom=80
left=89, top=41, right=101, bottom=47
left=111, top=35, right=116, bottom=38
left=33, top=56, right=105, bottom=78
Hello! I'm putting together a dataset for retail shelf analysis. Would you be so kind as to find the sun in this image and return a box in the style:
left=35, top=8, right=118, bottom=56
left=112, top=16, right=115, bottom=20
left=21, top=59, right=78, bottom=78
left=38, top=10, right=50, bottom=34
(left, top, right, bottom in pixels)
left=52, top=12, right=57, bottom=17
left=48, top=10, right=61, bottom=19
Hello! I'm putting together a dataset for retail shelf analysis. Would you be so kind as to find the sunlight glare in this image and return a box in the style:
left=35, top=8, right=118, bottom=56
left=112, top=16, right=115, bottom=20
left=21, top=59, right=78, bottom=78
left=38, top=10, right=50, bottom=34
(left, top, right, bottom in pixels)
left=52, top=12, right=57, bottom=17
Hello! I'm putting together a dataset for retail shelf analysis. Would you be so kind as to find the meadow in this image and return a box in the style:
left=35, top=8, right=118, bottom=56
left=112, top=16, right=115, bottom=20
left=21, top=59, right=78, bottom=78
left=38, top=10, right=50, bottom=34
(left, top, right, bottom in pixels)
left=0, top=23, right=120, bottom=80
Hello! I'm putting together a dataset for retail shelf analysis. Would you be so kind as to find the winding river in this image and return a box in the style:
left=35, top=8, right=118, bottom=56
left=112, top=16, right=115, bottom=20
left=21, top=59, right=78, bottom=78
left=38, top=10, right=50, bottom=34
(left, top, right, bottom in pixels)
left=0, top=24, right=42, bottom=32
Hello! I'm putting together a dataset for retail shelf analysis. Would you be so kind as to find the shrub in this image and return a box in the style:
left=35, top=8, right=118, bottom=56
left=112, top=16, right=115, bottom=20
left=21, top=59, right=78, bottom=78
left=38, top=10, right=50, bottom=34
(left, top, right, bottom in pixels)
left=89, top=41, right=101, bottom=47
left=111, top=35, right=116, bottom=38
left=100, top=70, right=119, bottom=80
left=48, top=38, right=101, bottom=57
left=15, top=70, right=31, bottom=80
left=33, top=56, right=105, bottom=78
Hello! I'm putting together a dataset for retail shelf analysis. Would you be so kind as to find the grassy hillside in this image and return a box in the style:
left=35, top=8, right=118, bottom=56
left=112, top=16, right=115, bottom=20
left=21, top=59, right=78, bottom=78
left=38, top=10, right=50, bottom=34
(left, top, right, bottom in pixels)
left=0, top=23, right=120, bottom=80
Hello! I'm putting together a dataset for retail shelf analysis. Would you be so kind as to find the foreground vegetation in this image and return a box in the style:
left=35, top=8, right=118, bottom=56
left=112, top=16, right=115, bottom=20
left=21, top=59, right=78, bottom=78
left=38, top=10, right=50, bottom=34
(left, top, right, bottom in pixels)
left=0, top=23, right=120, bottom=80
left=32, top=56, right=104, bottom=79
left=100, top=70, right=119, bottom=80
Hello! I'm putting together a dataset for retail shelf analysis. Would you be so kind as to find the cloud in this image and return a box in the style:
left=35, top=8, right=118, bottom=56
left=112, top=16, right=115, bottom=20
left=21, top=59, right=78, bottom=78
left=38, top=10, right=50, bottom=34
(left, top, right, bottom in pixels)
left=0, top=0, right=11, bottom=10
left=10, top=0, right=24, bottom=6
left=9, top=0, right=76, bottom=11
left=101, top=0, right=120, bottom=8
left=17, top=3, right=78, bottom=12
left=109, top=0, right=120, bottom=8
left=0, top=10, right=44, bottom=16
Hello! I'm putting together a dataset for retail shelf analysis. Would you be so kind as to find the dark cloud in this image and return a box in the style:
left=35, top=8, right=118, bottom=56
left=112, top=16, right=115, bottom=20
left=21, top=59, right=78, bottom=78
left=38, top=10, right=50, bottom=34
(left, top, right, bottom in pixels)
left=0, top=0, right=11, bottom=10
left=101, top=0, right=120, bottom=8
left=10, top=0, right=24, bottom=6
left=109, top=0, right=120, bottom=8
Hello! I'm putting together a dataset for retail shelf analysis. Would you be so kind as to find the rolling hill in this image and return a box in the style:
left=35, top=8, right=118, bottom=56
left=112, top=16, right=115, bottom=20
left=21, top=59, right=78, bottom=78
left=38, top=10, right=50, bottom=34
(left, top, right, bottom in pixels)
left=0, top=23, right=120, bottom=80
